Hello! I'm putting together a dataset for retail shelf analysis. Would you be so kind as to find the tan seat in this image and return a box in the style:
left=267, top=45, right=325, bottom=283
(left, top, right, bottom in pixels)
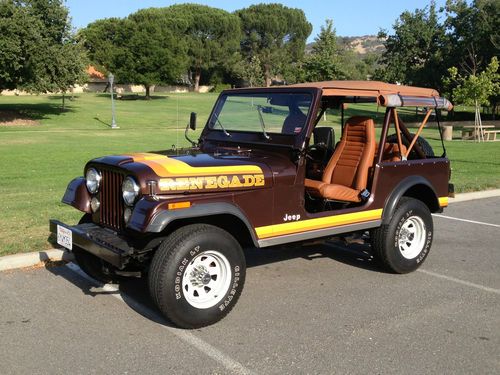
left=305, top=116, right=376, bottom=203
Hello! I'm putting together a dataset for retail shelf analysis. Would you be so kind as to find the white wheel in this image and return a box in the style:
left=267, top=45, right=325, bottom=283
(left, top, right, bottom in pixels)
left=397, top=216, right=426, bottom=259
left=182, top=251, right=232, bottom=309
left=148, top=224, right=246, bottom=328
left=370, top=197, right=433, bottom=274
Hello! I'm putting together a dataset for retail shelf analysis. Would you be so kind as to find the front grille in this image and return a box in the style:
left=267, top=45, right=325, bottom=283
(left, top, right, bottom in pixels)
left=99, top=169, right=125, bottom=231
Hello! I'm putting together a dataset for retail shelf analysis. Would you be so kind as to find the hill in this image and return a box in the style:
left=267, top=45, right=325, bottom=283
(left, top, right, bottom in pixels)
left=306, top=34, right=385, bottom=55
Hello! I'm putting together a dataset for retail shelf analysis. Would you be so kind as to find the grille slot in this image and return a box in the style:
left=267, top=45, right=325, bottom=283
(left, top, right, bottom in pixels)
left=99, top=169, right=124, bottom=231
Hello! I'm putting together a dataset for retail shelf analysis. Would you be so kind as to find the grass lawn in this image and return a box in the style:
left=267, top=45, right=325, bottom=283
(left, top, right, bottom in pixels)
left=0, top=93, right=499, bottom=256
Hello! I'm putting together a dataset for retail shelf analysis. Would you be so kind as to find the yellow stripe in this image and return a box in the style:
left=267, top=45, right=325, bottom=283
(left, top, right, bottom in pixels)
left=126, top=153, right=262, bottom=177
left=438, top=196, right=449, bottom=207
left=255, top=209, right=383, bottom=239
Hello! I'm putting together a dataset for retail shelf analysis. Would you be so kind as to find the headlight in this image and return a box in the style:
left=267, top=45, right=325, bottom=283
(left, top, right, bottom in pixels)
left=122, top=176, right=140, bottom=205
left=86, top=168, right=101, bottom=194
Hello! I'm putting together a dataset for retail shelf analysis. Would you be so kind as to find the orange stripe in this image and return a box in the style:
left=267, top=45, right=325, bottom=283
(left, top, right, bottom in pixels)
left=126, top=153, right=263, bottom=177
left=255, top=209, right=383, bottom=239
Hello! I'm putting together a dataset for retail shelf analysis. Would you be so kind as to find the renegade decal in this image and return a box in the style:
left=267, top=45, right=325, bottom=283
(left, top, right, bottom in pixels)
left=159, top=174, right=265, bottom=191
left=256, top=208, right=383, bottom=239
left=127, top=153, right=263, bottom=177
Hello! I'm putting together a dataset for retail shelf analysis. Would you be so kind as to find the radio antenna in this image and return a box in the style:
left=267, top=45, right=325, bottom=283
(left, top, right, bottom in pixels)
left=175, top=94, right=179, bottom=155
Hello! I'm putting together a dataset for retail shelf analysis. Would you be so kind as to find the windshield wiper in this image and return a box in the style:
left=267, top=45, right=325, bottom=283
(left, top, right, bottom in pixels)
left=213, top=113, right=231, bottom=137
left=256, top=105, right=270, bottom=140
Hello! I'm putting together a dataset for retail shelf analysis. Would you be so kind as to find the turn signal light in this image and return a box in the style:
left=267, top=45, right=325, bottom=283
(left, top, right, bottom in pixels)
left=168, top=201, right=191, bottom=210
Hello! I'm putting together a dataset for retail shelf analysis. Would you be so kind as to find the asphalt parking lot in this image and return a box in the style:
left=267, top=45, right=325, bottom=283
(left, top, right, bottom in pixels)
left=1, top=197, right=499, bottom=374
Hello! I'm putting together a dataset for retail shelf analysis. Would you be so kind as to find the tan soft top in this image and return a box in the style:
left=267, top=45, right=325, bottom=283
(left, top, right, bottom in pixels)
left=289, top=80, right=451, bottom=109
left=290, top=80, right=439, bottom=97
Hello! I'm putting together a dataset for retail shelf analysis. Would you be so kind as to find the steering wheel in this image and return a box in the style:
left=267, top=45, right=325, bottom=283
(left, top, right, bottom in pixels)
left=305, top=142, right=328, bottom=160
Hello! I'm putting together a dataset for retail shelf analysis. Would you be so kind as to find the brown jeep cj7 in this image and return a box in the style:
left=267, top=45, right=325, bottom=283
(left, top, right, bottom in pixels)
left=50, top=80, right=454, bottom=328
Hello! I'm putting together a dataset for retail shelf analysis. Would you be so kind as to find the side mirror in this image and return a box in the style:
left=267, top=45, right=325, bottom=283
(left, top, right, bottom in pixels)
left=189, top=112, right=197, bottom=130
left=185, top=112, right=197, bottom=147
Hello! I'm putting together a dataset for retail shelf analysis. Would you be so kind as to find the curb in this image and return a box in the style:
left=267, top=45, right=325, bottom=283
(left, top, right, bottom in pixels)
left=449, top=189, right=500, bottom=203
left=0, top=249, right=73, bottom=272
left=1, top=189, right=500, bottom=272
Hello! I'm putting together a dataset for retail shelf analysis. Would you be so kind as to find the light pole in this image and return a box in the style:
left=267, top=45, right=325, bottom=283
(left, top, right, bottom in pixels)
left=108, top=73, right=119, bottom=129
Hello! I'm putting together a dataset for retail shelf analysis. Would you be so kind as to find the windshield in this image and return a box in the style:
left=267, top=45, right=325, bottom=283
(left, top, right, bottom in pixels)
left=208, top=92, right=313, bottom=135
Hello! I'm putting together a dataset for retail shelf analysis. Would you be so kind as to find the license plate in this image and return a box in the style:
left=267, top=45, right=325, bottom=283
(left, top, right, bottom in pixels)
left=57, top=225, right=72, bottom=250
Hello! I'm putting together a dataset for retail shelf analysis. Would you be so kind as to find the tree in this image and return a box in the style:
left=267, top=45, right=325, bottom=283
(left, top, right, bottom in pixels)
left=236, top=3, right=312, bottom=87
left=241, top=56, right=264, bottom=87
left=375, top=2, right=447, bottom=89
left=126, top=9, right=188, bottom=98
left=444, top=0, right=500, bottom=73
left=444, top=57, right=500, bottom=141
left=81, top=9, right=188, bottom=99
left=443, top=0, right=500, bottom=116
left=302, top=20, right=346, bottom=82
left=165, top=4, right=241, bottom=92
left=49, top=40, right=89, bottom=109
left=0, top=0, right=87, bottom=99
left=346, top=52, right=381, bottom=80
left=78, top=17, right=126, bottom=77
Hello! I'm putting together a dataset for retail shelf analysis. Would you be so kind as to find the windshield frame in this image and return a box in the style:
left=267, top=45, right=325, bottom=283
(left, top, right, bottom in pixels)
left=200, top=87, right=321, bottom=149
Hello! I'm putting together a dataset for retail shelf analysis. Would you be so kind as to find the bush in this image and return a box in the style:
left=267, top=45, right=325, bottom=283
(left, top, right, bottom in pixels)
left=210, top=83, right=232, bottom=93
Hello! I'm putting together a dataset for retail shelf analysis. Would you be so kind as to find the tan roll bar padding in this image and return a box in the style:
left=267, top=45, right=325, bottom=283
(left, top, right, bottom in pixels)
left=404, top=109, right=433, bottom=158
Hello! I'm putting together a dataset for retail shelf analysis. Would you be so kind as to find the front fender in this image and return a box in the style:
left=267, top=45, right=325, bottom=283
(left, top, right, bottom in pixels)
left=62, top=177, right=91, bottom=213
left=127, top=199, right=259, bottom=246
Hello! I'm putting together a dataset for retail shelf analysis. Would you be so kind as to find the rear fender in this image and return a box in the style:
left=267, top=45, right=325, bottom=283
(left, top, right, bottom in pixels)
left=382, top=176, right=439, bottom=225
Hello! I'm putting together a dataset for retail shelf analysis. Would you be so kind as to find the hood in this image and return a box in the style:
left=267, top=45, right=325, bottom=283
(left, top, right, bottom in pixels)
left=88, top=150, right=284, bottom=194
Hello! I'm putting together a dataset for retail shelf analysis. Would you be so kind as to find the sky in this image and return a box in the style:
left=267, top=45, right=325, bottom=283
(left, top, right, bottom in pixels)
left=65, top=0, right=448, bottom=42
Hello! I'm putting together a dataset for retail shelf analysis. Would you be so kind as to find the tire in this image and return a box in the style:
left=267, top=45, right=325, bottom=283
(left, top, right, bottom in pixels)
left=386, top=133, right=434, bottom=159
left=148, top=224, right=246, bottom=329
left=73, top=214, right=117, bottom=284
left=370, top=197, right=433, bottom=274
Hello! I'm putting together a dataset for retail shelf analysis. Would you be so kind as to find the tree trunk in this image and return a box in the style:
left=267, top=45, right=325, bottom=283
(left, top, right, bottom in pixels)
left=145, top=85, right=151, bottom=100
left=474, top=100, right=484, bottom=142
left=62, top=93, right=65, bottom=111
left=264, top=65, right=272, bottom=87
left=194, top=68, right=201, bottom=92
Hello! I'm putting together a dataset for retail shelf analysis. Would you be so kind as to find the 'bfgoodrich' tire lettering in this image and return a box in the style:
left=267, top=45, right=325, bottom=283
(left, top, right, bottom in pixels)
left=148, top=224, right=246, bottom=329
left=371, top=197, right=433, bottom=274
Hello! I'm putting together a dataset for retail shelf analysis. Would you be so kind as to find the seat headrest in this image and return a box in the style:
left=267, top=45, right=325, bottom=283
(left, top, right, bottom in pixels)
left=344, top=116, right=375, bottom=128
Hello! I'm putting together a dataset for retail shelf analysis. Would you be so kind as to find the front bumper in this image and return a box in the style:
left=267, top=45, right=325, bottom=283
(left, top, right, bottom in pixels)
left=49, top=220, right=134, bottom=268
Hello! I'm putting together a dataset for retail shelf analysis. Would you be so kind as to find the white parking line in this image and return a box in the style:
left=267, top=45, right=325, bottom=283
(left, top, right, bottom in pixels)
left=418, top=269, right=500, bottom=295
left=66, top=263, right=255, bottom=375
left=433, top=214, right=500, bottom=228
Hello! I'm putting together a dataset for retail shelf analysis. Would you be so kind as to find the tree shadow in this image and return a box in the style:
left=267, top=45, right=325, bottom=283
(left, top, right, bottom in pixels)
left=47, top=95, right=81, bottom=101
left=94, top=93, right=115, bottom=98
left=0, top=102, right=73, bottom=120
left=93, top=93, right=168, bottom=100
